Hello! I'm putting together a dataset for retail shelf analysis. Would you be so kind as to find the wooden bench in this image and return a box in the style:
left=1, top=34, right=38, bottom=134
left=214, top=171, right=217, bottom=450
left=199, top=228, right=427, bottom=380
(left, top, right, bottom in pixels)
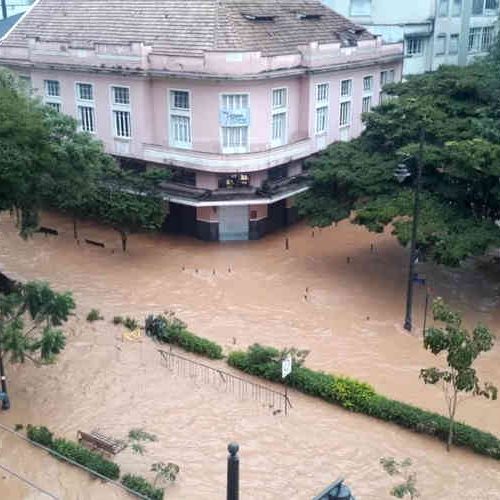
left=77, top=430, right=126, bottom=455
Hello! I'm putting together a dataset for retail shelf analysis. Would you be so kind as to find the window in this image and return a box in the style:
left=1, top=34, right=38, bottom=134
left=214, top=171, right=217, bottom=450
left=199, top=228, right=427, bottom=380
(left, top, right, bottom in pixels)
left=44, top=79, right=61, bottom=111
left=218, top=173, right=250, bottom=189
left=363, top=76, right=373, bottom=92
left=268, top=165, right=288, bottom=181
left=380, top=69, right=395, bottom=86
left=362, top=96, right=372, bottom=113
left=45, top=80, right=60, bottom=98
left=406, top=37, right=424, bottom=56
left=315, top=83, right=329, bottom=134
left=339, top=101, right=351, bottom=127
left=340, top=79, right=352, bottom=98
left=469, top=26, right=495, bottom=52
left=473, top=0, right=499, bottom=14
left=449, top=34, right=460, bottom=54
left=170, top=90, right=191, bottom=147
left=76, top=83, right=93, bottom=101
left=78, top=105, right=95, bottom=133
left=481, top=26, right=495, bottom=50
left=76, top=83, right=95, bottom=132
left=111, top=86, right=131, bottom=138
left=452, top=0, right=462, bottom=16
left=112, top=86, right=130, bottom=105
left=46, top=102, right=61, bottom=112
left=221, top=94, right=249, bottom=153
left=271, top=88, right=287, bottom=147
left=350, top=0, right=371, bottom=16
left=439, top=0, right=449, bottom=16
left=436, top=34, right=447, bottom=55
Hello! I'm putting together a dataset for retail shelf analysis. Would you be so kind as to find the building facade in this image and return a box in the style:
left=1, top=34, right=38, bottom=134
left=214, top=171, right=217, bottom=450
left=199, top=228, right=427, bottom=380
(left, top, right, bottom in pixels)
left=323, top=0, right=499, bottom=75
left=0, top=0, right=402, bottom=241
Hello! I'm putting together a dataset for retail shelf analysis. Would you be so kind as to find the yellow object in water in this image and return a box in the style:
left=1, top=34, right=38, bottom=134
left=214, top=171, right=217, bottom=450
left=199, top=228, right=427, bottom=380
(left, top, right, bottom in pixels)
left=122, top=329, right=142, bottom=342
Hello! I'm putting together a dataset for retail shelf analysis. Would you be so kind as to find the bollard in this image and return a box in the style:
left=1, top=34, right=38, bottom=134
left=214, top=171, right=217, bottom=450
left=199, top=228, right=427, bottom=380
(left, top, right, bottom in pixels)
left=370, top=243, right=374, bottom=253
left=227, top=443, right=239, bottom=500
left=285, top=237, right=289, bottom=250
left=346, top=257, right=351, bottom=264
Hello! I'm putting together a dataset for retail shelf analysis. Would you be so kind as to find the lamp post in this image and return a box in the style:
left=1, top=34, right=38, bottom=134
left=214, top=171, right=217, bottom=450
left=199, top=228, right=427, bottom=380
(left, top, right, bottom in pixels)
left=227, top=443, right=239, bottom=500
left=394, top=128, right=425, bottom=332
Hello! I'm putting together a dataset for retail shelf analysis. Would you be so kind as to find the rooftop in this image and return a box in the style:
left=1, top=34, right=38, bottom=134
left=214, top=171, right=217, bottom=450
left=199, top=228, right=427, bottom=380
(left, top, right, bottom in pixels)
left=1, top=0, right=373, bottom=56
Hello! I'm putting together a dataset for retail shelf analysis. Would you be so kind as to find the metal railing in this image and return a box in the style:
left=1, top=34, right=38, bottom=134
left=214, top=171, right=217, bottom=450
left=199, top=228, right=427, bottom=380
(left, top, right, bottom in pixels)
left=158, top=349, right=291, bottom=415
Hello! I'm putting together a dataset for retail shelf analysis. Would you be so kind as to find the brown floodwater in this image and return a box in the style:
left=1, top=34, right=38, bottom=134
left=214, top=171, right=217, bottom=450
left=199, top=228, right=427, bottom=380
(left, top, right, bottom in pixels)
left=0, top=211, right=499, bottom=499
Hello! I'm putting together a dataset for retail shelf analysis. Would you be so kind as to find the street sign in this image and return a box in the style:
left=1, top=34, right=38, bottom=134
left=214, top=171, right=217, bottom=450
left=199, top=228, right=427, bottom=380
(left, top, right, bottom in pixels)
left=282, top=354, right=292, bottom=379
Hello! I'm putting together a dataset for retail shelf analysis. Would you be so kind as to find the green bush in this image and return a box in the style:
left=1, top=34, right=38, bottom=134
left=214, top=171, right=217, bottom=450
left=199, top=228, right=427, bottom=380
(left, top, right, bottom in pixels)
left=145, top=312, right=223, bottom=360
left=123, top=316, right=139, bottom=331
left=27, top=425, right=53, bottom=447
left=112, top=315, right=124, bottom=325
left=121, top=474, right=164, bottom=500
left=228, top=344, right=500, bottom=460
left=51, top=438, right=120, bottom=479
left=86, top=309, right=103, bottom=322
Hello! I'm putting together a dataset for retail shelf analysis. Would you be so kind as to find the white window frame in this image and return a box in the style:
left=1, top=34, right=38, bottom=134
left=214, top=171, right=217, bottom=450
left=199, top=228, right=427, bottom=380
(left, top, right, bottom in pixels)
left=220, top=93, right=250, bottom=154
left=44, top=79, right=62, bottom=111
left=271, top=87, right=288, bottom=148
left=362, top=75, right=373, bottom=115
left=481, top=26, right=495, bottom=50
left=169, top=89, right=192, bottom=149
left=75, top=82, right=96, bottom=133
left=110, top=85, right=132, bottom=139
left=473, top=0, right=499, bottom=15
left=439, top=0, right=449, bottom=17
left=339, top=77, right=352, bottom=129
left=468, top=26, right=495, bottom=52
left=452, top=0, right=462, bottom=16
left=362, top=96, right=372, bottom=114
left=406, top=37, right=424, bottom=56
left=363, top=75, right=374, bottom=93
left=315, top=82, right=329, bottom=135
left=449, top=34, right=460, bottom=54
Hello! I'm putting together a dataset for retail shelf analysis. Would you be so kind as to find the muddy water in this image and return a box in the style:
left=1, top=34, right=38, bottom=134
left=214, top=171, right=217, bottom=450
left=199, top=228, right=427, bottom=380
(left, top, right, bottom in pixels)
left=0, top=211, right=499, bottom=499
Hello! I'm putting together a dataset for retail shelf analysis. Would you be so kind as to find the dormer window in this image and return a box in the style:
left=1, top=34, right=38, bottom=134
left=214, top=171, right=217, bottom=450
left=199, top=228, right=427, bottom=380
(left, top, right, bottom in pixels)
left=297, top=13, right=323, bottom=20
left=242, top=13, right=276, bottom=21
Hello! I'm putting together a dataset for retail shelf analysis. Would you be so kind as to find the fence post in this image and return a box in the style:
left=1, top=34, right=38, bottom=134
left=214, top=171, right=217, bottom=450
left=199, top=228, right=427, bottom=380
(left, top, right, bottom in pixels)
left=227, top=443, right=239, bottom=500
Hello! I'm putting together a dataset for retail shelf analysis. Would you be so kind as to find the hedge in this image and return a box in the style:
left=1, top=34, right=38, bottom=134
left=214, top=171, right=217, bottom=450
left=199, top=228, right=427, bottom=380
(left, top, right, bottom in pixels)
left=228, top=344, right=500, bottom=460
left=27, top=425, right=120, bottom=480
left=145, top=313, right=223, bottom=360
left=121, top=474, right=164, bottom=500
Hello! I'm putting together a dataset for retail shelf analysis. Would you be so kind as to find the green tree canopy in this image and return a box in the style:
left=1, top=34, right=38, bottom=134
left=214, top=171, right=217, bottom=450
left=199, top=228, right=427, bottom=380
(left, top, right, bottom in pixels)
left=299, top=56, right=500, bottom=266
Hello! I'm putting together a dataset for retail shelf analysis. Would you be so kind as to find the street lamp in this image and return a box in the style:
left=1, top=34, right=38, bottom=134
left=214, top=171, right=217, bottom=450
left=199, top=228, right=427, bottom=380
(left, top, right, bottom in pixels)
left=394, top=128, right=425, bottom=332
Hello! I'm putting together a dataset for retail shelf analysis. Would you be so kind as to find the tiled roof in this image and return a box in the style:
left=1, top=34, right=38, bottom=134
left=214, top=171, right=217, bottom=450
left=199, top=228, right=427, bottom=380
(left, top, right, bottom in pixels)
left=1, top=0, right=373, bottom=56
left=0, top=13, right=23, bottom=39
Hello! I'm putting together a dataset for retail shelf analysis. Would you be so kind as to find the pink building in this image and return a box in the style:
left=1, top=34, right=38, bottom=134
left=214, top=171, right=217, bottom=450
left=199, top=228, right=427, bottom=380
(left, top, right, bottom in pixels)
left=0, top=0, right=403, bottom=241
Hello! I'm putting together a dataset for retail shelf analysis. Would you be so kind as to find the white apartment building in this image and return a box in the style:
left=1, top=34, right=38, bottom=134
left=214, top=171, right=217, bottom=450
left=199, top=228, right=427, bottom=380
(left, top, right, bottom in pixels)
left=323, top=0, right=499, bottom=75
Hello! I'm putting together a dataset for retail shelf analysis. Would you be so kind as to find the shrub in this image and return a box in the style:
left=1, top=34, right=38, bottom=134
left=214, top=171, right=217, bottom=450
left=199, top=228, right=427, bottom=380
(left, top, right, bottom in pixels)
left=228, top=344, right=500, bottom=460
left=123, top=316, right=139, bottom=331
left=121, top=474, right=164, bottom=500
left=112, top=315, right=124, bottom=325
left=51, top=438, right=120, bottom=480
left=86, top=309, right=103, bottom=322
left=27, top=425, right=53, bottom=447
left=145, top=312, right=223, bottom=360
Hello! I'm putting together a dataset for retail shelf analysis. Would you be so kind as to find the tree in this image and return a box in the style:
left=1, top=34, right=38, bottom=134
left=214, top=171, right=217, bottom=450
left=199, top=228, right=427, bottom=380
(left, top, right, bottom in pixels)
left=41, top=110, right=116, bottom=240
left=380, top=457, right=419, bottom=499
left=298, top=57, right=500, bottom=266
left=0, top=281, right=75, bottom=409
left=420, top=298, right=497, bottom=451
left=87, top=163, right=168, bottom=252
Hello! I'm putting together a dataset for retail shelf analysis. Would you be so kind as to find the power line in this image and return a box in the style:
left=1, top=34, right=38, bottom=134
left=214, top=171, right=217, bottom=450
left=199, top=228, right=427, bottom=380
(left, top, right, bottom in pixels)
left=0, top=462, right=60, bottom=499
left=0, top=422, right=150, bottom=499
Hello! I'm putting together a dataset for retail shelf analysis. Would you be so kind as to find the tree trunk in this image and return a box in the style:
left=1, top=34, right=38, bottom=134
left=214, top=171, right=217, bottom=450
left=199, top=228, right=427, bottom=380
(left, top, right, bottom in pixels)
left=0, top=353, right=11, bottom=410
left=447, top=391, right=458, bottom=452
left=73, top=216, right=78, bottom=240
left=15, top=207, right=20, bottom=228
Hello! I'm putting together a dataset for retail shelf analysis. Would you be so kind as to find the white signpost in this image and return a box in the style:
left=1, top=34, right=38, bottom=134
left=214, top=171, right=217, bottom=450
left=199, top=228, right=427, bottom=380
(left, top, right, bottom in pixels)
left=281, top=355, right=292, bottom=415
left=282, top=354, right=292, bottom=379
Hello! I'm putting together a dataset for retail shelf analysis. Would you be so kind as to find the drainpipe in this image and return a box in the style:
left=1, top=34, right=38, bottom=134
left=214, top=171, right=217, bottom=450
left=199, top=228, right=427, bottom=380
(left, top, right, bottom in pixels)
left=1, top=0, right=7, bottom=20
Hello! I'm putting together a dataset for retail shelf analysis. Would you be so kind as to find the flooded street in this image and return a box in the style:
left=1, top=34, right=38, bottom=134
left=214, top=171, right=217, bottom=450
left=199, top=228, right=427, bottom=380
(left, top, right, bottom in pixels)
left=0, top=210, right=499, bottom=499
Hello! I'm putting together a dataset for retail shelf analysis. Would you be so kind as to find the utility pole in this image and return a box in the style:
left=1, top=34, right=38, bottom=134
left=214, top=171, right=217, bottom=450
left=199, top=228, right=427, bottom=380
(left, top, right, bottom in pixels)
left=1, top=0, right=7, bottom=20
left=403, top=127, right=425, bottom=332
